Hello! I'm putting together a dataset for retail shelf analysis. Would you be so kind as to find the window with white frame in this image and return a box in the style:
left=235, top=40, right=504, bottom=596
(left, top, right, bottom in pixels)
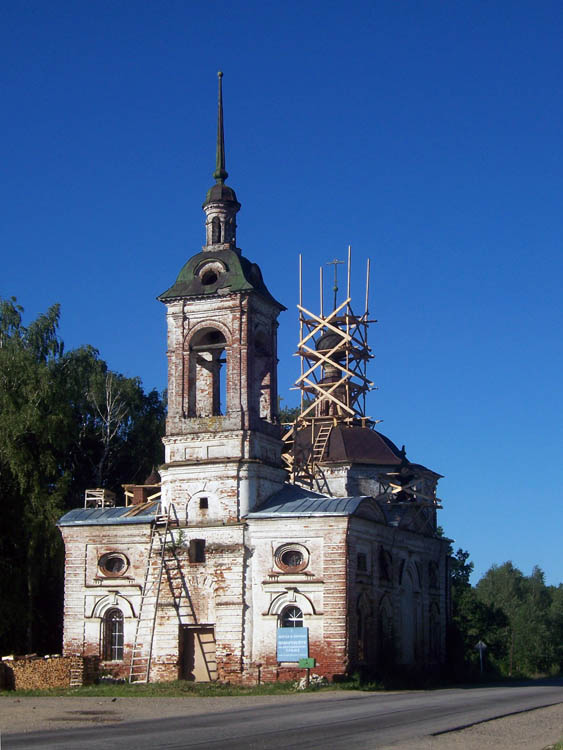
left=103, top=608, right=124, bottom=661
left=279, top=606, right=304, bottom=628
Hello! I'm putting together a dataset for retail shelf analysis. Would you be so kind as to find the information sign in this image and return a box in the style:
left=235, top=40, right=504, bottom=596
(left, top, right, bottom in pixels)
left=277, top=627, right=309, bottom=662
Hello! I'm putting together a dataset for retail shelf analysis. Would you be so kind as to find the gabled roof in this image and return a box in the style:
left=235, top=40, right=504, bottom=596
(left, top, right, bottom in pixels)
left=247, top=483, right=381, bottom=520
left=57, top=501, right=159, bottom=527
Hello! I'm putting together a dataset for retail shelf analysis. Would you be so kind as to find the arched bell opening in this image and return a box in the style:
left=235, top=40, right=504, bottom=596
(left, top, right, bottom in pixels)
left=254, top=330, right=274, bottom=422
left=188, top=328, right=228, bottom=417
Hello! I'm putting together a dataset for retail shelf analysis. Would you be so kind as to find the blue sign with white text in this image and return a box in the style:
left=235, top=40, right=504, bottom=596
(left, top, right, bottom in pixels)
left=276, top=627, right=309, bottom=662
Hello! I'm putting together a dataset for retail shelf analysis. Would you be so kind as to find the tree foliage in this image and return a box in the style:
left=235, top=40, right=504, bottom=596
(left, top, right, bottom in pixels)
left=447, top=545, right=562, bottom=678
left=475, top=563, right=563, bottom=675
left=0, top=298, right=165, bottom=655
left=278, top=398, right=313, bottom=433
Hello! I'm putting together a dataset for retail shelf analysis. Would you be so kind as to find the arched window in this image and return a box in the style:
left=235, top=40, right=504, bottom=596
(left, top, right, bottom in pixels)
left=254, top=332, right=273, bottom=421
left=279, top=606, right=303, bottom=628
left=429, top=603, right=441, bottom=660
left=103, top=608, right=124, bottom=661
left=400, top=569, right=421, bottom=664
left=189, top=328, right=227, bottom=417
left=379, top=548, right=393, bottom=583
left=211, top=216, right=221, bottom=244
left=357, top=599, right=365, bottom=661
left=428, top=561, right=439, bottom=590
left=259, top=369, right=272, bottom=420
left=357, top=593, right=373, bottom=663
left=378, top=596, right=394, bottom=668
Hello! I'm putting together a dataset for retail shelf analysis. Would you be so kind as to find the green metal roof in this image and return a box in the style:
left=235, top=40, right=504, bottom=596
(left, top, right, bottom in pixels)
left=158, top=248, right=285, bottom=309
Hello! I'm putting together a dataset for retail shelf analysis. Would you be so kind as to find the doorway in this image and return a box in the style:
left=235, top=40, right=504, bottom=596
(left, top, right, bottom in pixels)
left=180, top=626, right=218, bottom=681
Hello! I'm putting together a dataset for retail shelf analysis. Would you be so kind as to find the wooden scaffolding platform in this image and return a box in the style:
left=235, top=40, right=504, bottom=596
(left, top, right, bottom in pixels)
left=283, top=248, right=378, bottom=490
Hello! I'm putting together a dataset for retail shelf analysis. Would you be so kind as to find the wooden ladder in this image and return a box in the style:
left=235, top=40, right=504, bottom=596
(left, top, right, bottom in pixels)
left=128, top=504, right=177, bottom=684
left=312, top=423, right=332, bottom=464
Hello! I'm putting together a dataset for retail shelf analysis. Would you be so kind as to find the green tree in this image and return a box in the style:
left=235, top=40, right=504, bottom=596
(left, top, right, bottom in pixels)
left=548, top=585, right=563, bottom=672
left=0, top=299, right=70, bottom=651
left=446, top=546, right=509, bottom=677
left=476, top=562, right=558, bottom=675
left=450, top=547, right=474, bottom=589
left=453, top=586, right=508, bottom=671
left=0, top=298, right=166, bottom=654
left=278, top=398, right=313, bottom=433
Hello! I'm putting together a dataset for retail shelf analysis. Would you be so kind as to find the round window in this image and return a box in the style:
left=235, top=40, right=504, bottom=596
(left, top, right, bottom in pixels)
left=275, top=544, right=309, bottom=573
left=196, top=260, right=226, bottom=287
left=98, top=552, right=129, bottom=577
left=281, top=549, right=304, bottom=568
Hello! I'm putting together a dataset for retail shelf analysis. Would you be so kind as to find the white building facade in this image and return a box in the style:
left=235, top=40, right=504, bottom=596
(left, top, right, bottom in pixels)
left=58, top=75, right=450, bottom=684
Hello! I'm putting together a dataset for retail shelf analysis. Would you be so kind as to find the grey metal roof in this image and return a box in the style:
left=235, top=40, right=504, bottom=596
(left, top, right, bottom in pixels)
left=247, top=484, right=370, bottom=518
left=58, top=502, right=159, bottom=527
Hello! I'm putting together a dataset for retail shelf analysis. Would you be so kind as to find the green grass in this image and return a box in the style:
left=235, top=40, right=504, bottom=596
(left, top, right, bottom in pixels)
left=0, top=679, right=310, bottom=698
left=4, top=670, right=557, bottom=699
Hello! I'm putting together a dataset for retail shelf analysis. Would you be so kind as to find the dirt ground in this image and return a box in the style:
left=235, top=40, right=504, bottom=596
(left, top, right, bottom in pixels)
left=378, top=701, right=563, bottom=749
left=0, top=693, right=561, bottom=748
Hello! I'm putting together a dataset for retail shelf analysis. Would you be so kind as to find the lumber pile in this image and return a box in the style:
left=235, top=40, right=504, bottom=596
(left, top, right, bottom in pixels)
left=0, top=654, right=93, bottom=690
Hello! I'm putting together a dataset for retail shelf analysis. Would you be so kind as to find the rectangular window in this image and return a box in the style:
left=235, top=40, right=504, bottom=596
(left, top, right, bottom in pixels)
left=199, top=497, right=209, bottom=509
left=190, top=539, right=206, bottom=563
left=357, top=552, right=368, bottom=572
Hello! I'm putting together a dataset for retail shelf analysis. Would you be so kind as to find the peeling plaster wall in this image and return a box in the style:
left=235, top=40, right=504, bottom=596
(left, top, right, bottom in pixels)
left=164, top=294, right=281, bottom=438
left=59, top=511, right=449, bottom=683
left=144, top=524, right=248, bottom=682
left=59, top=524, right=152, bottom=679
left=159, top=454, right=286, bottom=521
left=245, top=516, right=350, bottom=682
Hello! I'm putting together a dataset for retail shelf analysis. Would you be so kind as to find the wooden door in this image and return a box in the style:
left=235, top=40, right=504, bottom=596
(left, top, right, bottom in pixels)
left=180, top=626, right=218, bottom=681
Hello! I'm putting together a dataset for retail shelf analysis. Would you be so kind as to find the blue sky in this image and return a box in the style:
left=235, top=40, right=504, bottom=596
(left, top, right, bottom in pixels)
left=2, top=1, right=562, bottom=586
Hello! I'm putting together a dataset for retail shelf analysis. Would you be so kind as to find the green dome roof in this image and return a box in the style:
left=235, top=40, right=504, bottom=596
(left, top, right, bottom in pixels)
left=158, top=248, right=285, bottom=310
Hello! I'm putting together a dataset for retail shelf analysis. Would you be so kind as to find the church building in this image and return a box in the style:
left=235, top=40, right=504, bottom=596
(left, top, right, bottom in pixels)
left=58, top=74, right=450, bottom=684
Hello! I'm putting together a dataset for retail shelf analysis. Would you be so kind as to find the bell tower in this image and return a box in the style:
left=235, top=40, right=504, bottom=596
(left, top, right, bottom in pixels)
left=158, top=73, right=287, bottom=523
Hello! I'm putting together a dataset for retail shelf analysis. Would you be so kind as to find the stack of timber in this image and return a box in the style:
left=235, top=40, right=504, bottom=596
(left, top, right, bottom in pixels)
left=1, top=654, right=94, bottom=690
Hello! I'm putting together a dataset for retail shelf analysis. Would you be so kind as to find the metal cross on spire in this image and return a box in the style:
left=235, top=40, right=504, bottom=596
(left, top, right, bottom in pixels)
left=213, top=71, right=228, bottom=184
left=326, top=258, right=345, bottom=311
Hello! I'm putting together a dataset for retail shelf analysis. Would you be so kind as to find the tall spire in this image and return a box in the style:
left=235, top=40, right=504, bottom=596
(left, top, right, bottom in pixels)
left=203, top=71, right=240, bottom=251
left=213, top=71, right=228, bottom=184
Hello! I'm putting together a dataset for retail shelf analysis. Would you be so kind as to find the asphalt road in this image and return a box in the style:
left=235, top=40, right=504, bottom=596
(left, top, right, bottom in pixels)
left=4, top=681, right=563, bottom=750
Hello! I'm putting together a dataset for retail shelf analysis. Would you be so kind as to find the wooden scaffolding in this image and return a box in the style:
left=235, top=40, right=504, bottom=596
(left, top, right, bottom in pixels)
left=282, top=247, right=377, bottom=490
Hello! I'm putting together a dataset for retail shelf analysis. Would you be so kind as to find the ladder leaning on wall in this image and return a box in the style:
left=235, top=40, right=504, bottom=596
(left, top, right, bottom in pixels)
left=128, top=503, right=178, bottom=684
